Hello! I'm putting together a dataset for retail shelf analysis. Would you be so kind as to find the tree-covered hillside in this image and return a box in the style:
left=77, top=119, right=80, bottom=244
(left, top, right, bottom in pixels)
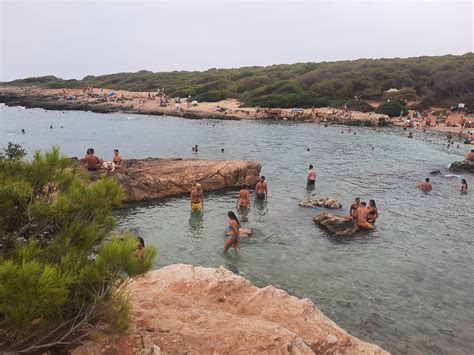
left=3, top=53, right=474, bottom=109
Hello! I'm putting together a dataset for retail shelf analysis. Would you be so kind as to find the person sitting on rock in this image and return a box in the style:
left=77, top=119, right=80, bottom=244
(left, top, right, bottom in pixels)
left=113, top=149, right=123, bottom=168
left=467, top=149, right=474, bottom=161
left=349, top=197, right=361, bottom=220
left=307, top=165, right=316, bottom=185
left=418, top=178, right=433, bottom=191
left=237, top=184, right=250, bottom=209
left=84, top=148, right=103, bottom=171
left=357, top=202, right=374, bottom=230
left=367, top=199, right=379, bottom=223
left=190, top=183, right=204, bottom=211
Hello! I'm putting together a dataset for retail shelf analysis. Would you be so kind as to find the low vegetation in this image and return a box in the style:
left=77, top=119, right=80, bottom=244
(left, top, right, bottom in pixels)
left=2, top=53, right=474, bottom=109
left=0, top=144, right=156, bottom=352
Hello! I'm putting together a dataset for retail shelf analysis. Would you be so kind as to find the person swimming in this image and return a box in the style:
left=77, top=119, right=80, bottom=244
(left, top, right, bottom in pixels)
left=134, top=236, right=145, bottom=258
left=461, top=179, right=468, bottom=194
left=224, top=211, right=241, bottom=253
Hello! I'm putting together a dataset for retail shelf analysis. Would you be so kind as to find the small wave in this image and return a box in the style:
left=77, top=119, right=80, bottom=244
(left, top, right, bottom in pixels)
left=17, top=106, right=26, bottom=109
left=443, top=174, right=460, bottom=178
left=126, top=116, right=137, bottom=120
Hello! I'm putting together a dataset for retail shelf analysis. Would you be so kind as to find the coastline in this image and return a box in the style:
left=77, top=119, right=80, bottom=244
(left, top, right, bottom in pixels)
left=0, top=86, right=389, bottom=126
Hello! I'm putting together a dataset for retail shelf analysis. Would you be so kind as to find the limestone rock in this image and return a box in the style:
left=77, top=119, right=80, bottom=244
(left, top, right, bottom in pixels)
left=299, top=198, right=342, bottom=209
left=449, top=159, right=474, bottom=173
left=110, top=158, right=261, bottom=202
left=314, top=212, right=359, bottom=237
left=73, top=264, right=387, bottom=354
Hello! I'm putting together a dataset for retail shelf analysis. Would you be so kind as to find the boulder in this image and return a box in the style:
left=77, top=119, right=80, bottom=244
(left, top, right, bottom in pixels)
left=110, top=158, right=261, bottom=202
left=314, top=212, right=359, bottom=237
left=72, top=264, right=387, bottom=355
left=299, top=198, right=342, bottom=209
left=449, top=159, right=474, bottom=173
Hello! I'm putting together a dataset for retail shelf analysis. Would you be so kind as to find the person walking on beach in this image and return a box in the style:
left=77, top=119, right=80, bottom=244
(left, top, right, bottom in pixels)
left=237, top=185, right=250, bottom=209
left=461, top=179, right=468, bottom=194
left=418, top=178, right=433, bottom=191
left=190, top=183, right=204, bottom=211
left=255, top=176, right=268, bottom=200
left=224, top=211, right=241, bottom=253
left=307, top=165, right=316, bottom=185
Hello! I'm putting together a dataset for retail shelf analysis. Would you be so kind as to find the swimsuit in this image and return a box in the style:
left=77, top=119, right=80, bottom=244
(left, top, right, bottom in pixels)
left=227, top=225, right=240, bottom=241
left=358, top=220, right=375, bottom=230
left=307, top=179, right=316, bottom=185
left=191, top=202, right=203, bottom=211
left=256, top=192, right=266, bottom=199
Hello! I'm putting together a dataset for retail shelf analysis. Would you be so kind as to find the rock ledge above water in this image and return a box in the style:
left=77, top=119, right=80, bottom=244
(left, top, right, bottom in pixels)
left=72, top=264, right=388, bottom=355
left=107, top=158, right=261, bottom=202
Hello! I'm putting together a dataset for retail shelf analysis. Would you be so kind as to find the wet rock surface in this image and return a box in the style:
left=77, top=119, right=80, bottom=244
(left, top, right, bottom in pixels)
left=314, top=212, right=359, bottom=237
left=299, top=198, right=342, bottom=209
left=449, top=159, right=474, bottom=173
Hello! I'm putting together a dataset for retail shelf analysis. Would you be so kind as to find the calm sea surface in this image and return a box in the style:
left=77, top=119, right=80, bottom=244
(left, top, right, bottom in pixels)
left=1, top=104, right=473, bottom=354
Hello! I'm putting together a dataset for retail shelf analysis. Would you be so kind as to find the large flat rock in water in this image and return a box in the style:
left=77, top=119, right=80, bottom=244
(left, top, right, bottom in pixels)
left=112, top=158, right=261, bottom=202
left=73, top=264, right=387, bottom=354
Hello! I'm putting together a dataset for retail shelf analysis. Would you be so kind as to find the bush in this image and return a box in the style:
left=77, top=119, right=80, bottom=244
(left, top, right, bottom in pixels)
left=0, top=145, right=157, bottom=352
left=344, top=100, right=375, bottom=112
left=375, top=100, right=408, bottom=117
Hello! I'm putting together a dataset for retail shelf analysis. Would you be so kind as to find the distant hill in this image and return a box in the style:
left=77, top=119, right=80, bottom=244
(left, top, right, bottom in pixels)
left=3, top=53, right=474, bottom=109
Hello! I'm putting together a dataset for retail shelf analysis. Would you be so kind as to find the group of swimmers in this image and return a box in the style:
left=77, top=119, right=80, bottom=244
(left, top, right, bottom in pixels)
left=418, top=177, right=468, bottom=194
left=84, top=148, right=122, bottom=171
left=189, top=176, right=269, bottom=253
left=348, top=197, right=379, bottom=230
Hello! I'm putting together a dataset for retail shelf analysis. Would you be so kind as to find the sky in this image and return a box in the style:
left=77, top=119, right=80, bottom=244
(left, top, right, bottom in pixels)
left=0, top=0, right=472, bottom=81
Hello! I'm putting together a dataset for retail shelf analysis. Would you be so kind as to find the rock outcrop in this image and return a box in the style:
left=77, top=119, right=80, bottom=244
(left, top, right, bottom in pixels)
left=299, top=198, right=342, bottom=209
left=449, top=159, right=474, bottom=173
left=314, top=212, right=359, bottom=237
left=110, top=158, right=261, bottom=202
left=73, top=264, right=387, bottom=355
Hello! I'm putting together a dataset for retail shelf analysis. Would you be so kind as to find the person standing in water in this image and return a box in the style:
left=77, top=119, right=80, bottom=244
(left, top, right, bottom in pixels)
left=307, top=165, right=316, bottom=185
left=357, top=202, right=374, bottom=230
left=237, top=184, right=250, bottom=209
left=224, top=211, right=241, bottom=253
left=418, top=178, right=432, bottom=191
left=190, top=183, right=204, bottom=211
left=367, top=199, right=379, bottom=223
left=255, top=176, right=268, bottom=200
left=461, top=179, right=468, bottom=194
left=349, top=197, right=361, bottom=220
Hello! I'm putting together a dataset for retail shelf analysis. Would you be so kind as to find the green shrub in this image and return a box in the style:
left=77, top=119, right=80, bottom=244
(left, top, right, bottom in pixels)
left=375, top=100, right=408, bottom=117
left=0, top=145, right=157, bottom=352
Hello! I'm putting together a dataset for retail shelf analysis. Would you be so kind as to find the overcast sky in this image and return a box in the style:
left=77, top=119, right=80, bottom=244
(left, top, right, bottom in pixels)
left=0, top=0, right=472, bottom=81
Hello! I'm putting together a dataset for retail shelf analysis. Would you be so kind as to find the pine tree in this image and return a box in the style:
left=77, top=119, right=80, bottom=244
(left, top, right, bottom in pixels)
left=0, top=144, right=157, bottom=352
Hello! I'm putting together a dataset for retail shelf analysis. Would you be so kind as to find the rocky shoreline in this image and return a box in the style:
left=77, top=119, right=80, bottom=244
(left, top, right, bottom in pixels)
left=72, top=264, right=388, bottom=354
left=0, top=87, right=389, bottom=126
left=93, top=158, right=261, bottom=202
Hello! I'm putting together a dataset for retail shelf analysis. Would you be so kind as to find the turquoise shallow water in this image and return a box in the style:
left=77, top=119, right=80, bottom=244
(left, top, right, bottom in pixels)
left=1, top=105, right=473, bottom=354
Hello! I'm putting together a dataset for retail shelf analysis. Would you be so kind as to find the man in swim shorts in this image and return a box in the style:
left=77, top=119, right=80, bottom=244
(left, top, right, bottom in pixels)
left=84, top=148, right=103, bottom=171
left=237, top=184, right=250, bottom=209
left=190, top=183, right=204, bottom=211
left=357, top=202, right=374, bottom=230
left=349, top=197, right=361, bottom=220
left=418, top=178, right=432, bottom=191
left=307, top=165, right=316, bottom=185
left=255, top=176, right=268, bottom=200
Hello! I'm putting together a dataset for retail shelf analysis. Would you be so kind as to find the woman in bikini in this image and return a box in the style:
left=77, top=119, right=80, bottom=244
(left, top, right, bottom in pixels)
left=224, top=211, right=241, bottom=253
left=367, top=199, right=379, bottom=224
